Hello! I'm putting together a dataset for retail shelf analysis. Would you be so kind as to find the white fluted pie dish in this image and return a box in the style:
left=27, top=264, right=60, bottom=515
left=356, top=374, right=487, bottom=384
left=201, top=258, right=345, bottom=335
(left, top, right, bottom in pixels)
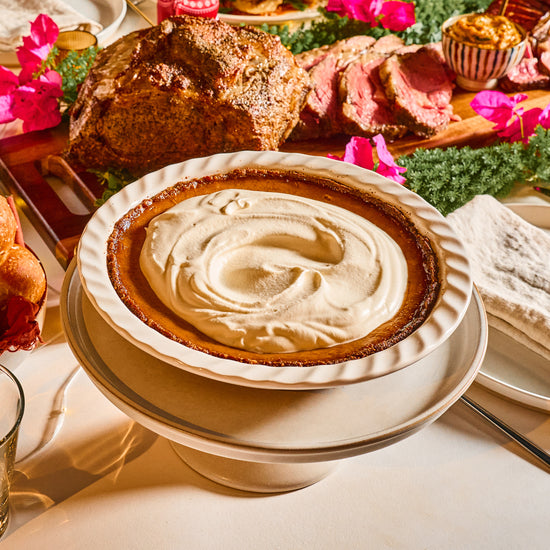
left=76, top=151, right=473, bottom=389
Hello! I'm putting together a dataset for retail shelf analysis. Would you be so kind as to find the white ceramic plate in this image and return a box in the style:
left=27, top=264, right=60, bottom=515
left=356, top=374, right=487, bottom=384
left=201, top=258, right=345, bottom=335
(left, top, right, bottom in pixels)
left=77, top=151, right=473, bottom=389
left=69, top=0, right=127, bottom=45
left=219, top=8, right=321, bottom=26
left=476, top=202, right=550, bottom=411
left=0, top=0, right=126, bottom=66
left=62, top=260, right=487, bottom=462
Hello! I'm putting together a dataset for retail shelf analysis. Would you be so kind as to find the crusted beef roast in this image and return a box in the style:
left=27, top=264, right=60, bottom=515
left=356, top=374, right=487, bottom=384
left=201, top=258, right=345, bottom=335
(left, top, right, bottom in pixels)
left=67, top=15, right=310, bottom=174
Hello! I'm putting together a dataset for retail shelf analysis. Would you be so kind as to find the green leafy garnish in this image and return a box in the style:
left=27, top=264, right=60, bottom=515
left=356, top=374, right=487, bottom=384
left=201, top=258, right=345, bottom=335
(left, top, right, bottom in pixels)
left=398, top=127, right=550, bottom=216
left=88, top=168, right=136, bottom=206
left=265, top=0, right=494, bottom=54
left=39, top=45, right=99, bottom=109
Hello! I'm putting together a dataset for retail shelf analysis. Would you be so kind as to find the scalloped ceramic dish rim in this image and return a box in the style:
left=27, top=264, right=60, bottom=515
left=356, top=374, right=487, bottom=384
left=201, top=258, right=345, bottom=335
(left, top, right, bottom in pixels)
left=76, top=151, right=473, bottom=389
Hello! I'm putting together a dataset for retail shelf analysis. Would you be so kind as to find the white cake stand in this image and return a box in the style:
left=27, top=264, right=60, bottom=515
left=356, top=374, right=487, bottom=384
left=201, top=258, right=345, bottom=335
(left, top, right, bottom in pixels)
left=61, top=262, right=487, bottom=493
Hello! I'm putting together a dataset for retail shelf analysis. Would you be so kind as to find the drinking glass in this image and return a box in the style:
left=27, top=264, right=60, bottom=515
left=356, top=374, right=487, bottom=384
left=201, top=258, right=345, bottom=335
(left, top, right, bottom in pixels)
left=0, top=364, right=24, bottom=538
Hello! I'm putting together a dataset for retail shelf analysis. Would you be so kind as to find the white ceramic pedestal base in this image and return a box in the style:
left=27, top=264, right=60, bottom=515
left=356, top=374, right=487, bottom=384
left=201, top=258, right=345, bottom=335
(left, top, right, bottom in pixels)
left=171, top=442, right=338, bottom=493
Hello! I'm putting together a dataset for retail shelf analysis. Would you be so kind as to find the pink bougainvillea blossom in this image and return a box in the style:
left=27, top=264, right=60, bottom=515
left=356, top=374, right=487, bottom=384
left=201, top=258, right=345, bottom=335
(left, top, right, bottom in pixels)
left=372, top=133, right=407, bottom=183
left=378, top=1, right=416, bottom=31
left=497, top=107, right=543, bottom=144
left=11, top=71, right=63, bottom=133
left=16, top=14, right=59, bottom=84
left=328, top=136, right=375, bottom=170
left=0, top=66, right=19, bottom=123
left=328, top=134, right=406, bottom=184
left=470, top=90, right=527, bottom=130
left=0, top=14, right=64, bottom=133
left=326, top=0, right=415, bottom=32
left=470, top=90, right=550, bottom=143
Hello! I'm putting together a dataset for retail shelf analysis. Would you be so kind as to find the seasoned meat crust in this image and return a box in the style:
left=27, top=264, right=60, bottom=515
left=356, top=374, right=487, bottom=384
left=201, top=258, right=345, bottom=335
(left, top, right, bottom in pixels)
left=67, top=15, right=311, bottom=174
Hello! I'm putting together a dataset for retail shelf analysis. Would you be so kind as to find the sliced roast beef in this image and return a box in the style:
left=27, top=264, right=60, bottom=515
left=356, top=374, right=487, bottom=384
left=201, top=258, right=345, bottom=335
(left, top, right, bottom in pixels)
left=371, top=34, right=405, bottom=53
left=379, top=46, right=457, bottom=138
left=295, top=35, right=376, bottom=71
left=339, top=50, right=408, bottom=140
left=499, top=56, right=550, bottom=90
left=291, top=35, right=376, bottom=140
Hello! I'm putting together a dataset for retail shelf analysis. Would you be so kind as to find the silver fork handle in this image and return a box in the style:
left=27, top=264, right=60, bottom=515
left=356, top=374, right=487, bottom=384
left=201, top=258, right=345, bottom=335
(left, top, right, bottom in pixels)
left=460, top=395, right=550, bottom=470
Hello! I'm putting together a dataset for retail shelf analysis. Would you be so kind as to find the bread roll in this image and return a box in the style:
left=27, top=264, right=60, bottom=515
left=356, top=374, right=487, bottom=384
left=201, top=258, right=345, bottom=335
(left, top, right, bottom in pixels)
left=0, top=196, right=46, bottom=305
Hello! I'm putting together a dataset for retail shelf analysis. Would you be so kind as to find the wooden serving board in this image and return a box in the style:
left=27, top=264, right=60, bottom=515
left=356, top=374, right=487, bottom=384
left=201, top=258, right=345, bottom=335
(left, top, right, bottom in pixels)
left=1, top=89, right=549, bottom=269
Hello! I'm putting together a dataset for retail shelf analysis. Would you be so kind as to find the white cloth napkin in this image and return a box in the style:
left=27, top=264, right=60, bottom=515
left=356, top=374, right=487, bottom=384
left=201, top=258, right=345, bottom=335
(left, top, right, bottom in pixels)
left=447, top=195, right=550, bottom=361
left=0, top=0, right=103, bottom=51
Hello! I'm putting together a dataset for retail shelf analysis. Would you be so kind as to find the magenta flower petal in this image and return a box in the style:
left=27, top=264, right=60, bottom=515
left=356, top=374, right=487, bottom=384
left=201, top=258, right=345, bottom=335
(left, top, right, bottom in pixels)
left=538, top=102, right=550, bottom=129
left=498, top=107, right=542, bottom=143
left=11, top=75, right=63, bottom=133
left=344, top=136, right=376, bottom=170
left=0, top=66, right=19, bottom=123
left=28, top=14, right=60, bottom=48
left=379, top=1, right=416, bottom=31
left=470, top=90, right=520, bottom=130
left=328, top=136, right=375, bottom=170
left=16, top=14, right=59, bottom=83
left=372, top=134, right=406, bottom=183
left=326, top=0, right=378, bottom=25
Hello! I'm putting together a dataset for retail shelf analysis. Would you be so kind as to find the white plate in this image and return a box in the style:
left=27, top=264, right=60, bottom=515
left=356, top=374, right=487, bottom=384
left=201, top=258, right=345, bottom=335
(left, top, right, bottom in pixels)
left=69, top=0, right=127, bottom=45
left=61, top=260, right=487, bottom=463
left=0, top=0, right=126, bottom=66
left=76, top=151, right=473, bottom=389
left=476, top=202, right=550, bottom=411
left=219, top=8, right=321, bottom=26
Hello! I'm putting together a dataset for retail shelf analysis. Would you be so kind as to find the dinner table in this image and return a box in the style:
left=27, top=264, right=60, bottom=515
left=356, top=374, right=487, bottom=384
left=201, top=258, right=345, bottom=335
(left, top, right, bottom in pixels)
left=0, top=2, right=549, bottom=549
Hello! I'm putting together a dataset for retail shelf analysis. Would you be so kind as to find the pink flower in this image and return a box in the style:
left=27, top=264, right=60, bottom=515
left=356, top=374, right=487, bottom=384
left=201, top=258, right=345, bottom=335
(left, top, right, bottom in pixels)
left=328, top=136, right=375, bottom=170
left=470, top=90, right=527, bottom=130
left=16, top=14, right=59, bottom=84
left=497, top=107, right=543, bottom=144
left=538, top=102, right=550, bottom=129
left=379, top=1, right=416, bottom=31
left=326, top=0, right=415, bottom=31
left=470, top=90, right=550, bottom=143
left=326, top=0, right=377, bottom=25
left=328, top=134, right=406, bottom=184
left=0, top=66, right=19, bottom=124
left=11, top=71, right=63, bottom=133
left=372, top=133, right=407, bottom=183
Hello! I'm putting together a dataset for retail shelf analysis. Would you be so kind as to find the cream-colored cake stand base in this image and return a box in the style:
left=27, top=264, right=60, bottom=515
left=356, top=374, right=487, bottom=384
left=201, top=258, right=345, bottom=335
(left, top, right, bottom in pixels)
left=61, top=262, right=486, bottom=494
left=171, top=443, right=338, bottom=493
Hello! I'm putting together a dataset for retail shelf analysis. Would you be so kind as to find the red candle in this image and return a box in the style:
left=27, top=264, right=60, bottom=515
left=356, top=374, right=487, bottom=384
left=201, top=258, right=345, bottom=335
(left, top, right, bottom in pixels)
left=174, top=0, right=219, bottom=18
left=157, top=0, right=175, bottom=23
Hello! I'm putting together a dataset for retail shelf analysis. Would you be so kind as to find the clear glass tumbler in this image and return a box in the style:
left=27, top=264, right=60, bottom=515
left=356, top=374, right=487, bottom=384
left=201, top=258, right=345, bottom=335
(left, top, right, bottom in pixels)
left=0, top=364, right=25, bottom=538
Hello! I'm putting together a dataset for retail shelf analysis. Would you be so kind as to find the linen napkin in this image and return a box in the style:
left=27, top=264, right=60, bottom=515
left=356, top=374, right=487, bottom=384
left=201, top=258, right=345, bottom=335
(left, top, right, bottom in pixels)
left=447, top=194, right=550, bottom=361
left=0, top=0, right=103, bottom=51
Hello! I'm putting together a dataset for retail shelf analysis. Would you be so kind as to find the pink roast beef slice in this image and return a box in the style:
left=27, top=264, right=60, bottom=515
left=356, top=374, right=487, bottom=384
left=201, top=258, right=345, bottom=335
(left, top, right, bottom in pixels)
left=339, top=50, right=409, bottom=139
left=295, top=35, right=376, bottom=71
left=379, top=46, right=458, bottom=138
left=291, top=35, right=377, bottom=140
left=499, top=55, right=550, bottom=91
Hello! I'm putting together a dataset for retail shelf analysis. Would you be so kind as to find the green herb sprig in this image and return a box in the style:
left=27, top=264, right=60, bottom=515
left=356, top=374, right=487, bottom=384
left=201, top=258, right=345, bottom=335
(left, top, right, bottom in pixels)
left=89, top=167, right=136, bottom=206
left=398, top=127, right=550, bottom=216
left=36, top=45, right=99, bottom=110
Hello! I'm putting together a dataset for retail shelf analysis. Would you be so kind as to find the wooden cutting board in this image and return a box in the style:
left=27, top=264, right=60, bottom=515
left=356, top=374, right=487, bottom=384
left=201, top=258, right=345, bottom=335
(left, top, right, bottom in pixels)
left=1, top=89, right=549, bottom=269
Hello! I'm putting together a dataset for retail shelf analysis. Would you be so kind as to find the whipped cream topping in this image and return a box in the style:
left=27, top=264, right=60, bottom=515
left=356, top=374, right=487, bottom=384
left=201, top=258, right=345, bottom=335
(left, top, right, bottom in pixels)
left=140, top=189, right=408, bottom=353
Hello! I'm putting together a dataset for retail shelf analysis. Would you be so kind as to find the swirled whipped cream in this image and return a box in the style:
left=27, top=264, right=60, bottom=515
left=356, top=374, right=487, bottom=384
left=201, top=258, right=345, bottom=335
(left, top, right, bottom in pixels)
left=140, top=189, right=407, bottom=353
